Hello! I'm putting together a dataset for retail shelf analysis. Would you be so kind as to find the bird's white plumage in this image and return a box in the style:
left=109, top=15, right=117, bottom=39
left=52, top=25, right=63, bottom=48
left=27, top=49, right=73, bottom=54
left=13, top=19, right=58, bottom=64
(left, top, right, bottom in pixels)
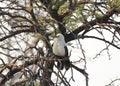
left=52, top=33, right=70, bottom=70
left=52, top=33, right=66, bottom=57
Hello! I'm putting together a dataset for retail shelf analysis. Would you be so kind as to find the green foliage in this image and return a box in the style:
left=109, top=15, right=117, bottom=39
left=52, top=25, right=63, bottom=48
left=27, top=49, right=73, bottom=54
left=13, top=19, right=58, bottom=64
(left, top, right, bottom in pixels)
left=107, top=0, right=120, bottom=8
left=26, top=5, right=33, bottom=12
left=36, top=33, right=45, bottom=41
left=14, top=18, right=28, bottom=22
left=0, top=64, right=3, bottom=68
left=63, top=2, right=87, bottom=29
left=58, top=3, right=69, bottom=15
left=51, top=0, right=67, bottom=10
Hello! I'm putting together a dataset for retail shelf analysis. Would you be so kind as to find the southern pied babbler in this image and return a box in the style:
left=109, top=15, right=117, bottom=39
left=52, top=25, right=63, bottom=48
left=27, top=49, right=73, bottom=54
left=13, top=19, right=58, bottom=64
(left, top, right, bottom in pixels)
left=52, top=33, right=70, bottom=70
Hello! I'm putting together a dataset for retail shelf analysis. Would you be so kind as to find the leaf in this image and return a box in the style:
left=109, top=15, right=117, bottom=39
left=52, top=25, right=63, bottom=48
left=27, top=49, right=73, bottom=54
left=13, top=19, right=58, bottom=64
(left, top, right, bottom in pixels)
left=14, top=18, right=27, bottom=22
left=0, top=64, right=3, bottom=68
left=58, top=1, right=69, bottom=15
left=107, top=0, right=120, bottom=8
left=26, top=5, right=33, bottom=12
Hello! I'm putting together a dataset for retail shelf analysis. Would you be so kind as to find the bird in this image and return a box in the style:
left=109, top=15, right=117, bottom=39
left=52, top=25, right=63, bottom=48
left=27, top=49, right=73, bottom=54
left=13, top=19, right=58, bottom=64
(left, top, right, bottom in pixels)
left=52, top=33, right=70, bottom=70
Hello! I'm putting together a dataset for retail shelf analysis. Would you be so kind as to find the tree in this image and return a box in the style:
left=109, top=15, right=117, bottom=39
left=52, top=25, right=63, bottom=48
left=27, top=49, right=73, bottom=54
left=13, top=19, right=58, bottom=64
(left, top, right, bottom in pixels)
left=0, top=0, right=120, bottom=86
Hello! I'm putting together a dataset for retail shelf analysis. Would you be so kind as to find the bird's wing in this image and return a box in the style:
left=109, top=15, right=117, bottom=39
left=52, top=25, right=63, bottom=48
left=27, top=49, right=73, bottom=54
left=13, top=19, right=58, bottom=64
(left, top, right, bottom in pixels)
left=52, top=42, right=53, bottom=47
left=64, top=46, right=71, bottom=70
left=64, top=46, right=68, bottom=57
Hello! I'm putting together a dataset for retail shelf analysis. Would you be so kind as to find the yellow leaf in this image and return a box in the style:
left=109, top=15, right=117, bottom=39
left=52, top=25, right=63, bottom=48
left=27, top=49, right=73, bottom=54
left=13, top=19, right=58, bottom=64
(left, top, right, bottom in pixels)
left=26, top=5, right=33, bottom=12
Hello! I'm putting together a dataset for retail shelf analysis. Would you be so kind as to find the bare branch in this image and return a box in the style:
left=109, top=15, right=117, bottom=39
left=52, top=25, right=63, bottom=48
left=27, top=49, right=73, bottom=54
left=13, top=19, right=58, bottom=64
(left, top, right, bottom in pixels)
left=81, top=35, right=120, bottom=49
left=0, top=29, right=34, bottom=41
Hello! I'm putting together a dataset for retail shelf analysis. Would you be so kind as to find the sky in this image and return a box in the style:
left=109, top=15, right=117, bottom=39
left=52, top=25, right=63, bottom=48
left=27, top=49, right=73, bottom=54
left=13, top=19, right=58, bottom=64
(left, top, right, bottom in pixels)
left=64, top=29, right=120, bottom=86
left=51, top=33, right=120, bottom=86
left=50, top=21, right=120, bottom=86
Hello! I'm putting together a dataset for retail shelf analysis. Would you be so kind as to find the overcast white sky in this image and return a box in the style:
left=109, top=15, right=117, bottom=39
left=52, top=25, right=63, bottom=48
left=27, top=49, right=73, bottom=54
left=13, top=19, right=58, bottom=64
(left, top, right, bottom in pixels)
left=54, top=40, right=116, bottom=86
left=51, top=32, right=120, bottom=86
left=64, top=28, right=120, bottom=86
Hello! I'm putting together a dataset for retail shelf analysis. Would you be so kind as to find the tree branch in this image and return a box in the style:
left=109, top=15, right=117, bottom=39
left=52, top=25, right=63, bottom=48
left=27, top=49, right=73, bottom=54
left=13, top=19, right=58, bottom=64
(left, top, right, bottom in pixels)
left=0, top=29, right=34, bottom=41
left=65, top=8, right=120, bottom=42
left=71, top=64, right=88, bottom=86
left=81, top=35, right=120, bottom=49
left=0, top=57, right=38, bottom=85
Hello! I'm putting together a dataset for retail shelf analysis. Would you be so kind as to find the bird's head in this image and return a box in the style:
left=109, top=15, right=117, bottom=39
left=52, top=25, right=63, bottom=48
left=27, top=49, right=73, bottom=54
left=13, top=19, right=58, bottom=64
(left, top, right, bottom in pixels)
left=56, top=33, right=65, bottom=41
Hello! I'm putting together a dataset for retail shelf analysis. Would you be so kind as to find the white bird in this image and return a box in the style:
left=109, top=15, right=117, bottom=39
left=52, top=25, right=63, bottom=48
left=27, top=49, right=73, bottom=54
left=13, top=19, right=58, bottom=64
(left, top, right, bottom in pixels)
left=52, top=33, right=70, bottom=70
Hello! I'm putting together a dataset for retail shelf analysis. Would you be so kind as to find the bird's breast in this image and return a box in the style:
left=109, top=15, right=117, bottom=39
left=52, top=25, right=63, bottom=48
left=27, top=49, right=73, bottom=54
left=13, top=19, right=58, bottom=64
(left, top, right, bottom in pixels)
left=53, top=42, right=65, bottom=57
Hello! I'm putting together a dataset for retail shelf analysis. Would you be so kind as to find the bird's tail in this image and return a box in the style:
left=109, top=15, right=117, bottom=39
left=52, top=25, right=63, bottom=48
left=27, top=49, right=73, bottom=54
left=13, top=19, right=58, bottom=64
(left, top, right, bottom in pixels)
left=57, top=58, right=70, bottom=70
left=64, top=59, right=71, bottom=70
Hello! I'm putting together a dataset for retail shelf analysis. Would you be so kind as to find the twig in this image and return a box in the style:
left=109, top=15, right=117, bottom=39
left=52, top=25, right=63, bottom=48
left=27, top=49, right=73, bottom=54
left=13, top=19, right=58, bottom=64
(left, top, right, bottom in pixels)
left=71, top=63, right=88, bottom=86
left=80, top=35, right=120, bottom=49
